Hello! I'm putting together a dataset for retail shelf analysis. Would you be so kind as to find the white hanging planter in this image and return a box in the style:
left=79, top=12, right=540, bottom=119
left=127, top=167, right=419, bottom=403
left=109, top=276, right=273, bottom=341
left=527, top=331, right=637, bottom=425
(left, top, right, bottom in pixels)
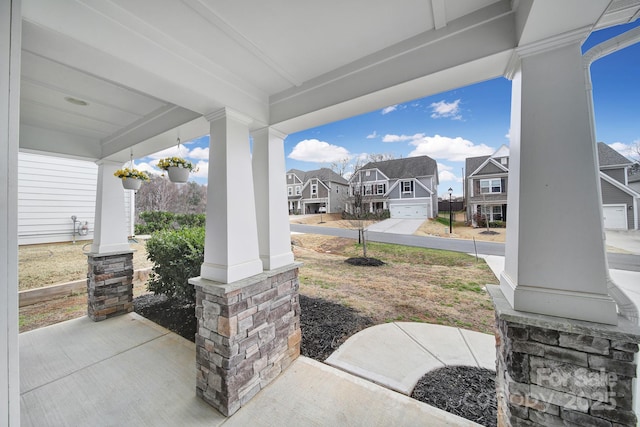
left=121, top=178, right=143, bottom=190
left=167, top=166, right=190, bottom=183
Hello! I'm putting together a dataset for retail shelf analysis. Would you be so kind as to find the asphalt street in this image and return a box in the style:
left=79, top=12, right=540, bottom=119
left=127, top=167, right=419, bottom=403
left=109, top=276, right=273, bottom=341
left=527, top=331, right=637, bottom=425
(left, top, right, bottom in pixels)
left=290, top=224, right=640, bottom=272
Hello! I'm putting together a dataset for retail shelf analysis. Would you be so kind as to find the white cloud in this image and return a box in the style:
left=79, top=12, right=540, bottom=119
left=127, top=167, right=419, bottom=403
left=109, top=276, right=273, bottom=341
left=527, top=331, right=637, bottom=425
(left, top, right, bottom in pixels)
left=439, top=170, right=462, bottom=183
left=146, top=146, right=186, bottom=160
left=133, top=162, right=161, bottom=175
left=382, top=133, right=425, bottom=143
left=609, top=142, right=637, bottom=159
left=191, top=160, right=209, bottom=178
left=288, top=139, right=350, bottom=163
left=408, top=134, right=494, bottom=161
left=381, top=105, right=398, bottom=115
left=366, top=131, right=378, bottom=139
left=437, top=162, right=453, bottom=172
left=189, top=147, right=209, bottom=160
left=430, top=99, right=462, bottom=120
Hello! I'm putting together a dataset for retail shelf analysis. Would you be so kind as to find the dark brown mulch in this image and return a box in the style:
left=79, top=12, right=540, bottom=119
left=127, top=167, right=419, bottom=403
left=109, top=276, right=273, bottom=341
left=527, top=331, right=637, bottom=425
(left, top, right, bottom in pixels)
left=479, top=230, right=500, bottom=235
left=411, top=366, right=497, bottom=427
left=134, top=294, right=197, bottom=342
left=344, top=257, right=385, bottom=266
left=132, top=293, right=374, bottom=359
left=299, top=294, right=373, bottom=361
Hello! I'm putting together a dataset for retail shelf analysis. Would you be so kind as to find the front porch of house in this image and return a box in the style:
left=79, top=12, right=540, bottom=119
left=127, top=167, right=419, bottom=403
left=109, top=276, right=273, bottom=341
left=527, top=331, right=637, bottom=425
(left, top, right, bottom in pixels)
left=20, top=313, right=477, bottom=427
left=4, top=1, right=640, bottom=426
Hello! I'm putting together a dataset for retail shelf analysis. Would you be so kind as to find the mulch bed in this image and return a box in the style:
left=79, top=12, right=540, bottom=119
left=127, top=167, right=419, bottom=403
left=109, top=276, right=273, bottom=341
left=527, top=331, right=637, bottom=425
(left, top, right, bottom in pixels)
left=411, top=366, right=497, bottom=427
left=344, top=257, right=385, bottom=266
left=133, top=294, right=496, bottom=426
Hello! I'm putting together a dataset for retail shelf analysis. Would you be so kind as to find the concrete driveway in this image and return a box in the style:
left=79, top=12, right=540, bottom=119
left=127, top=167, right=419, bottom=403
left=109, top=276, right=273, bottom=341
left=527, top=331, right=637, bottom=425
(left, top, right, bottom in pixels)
left=365, top=219, right=425, bottom=235
left=605, top=230, right=640, bottom=255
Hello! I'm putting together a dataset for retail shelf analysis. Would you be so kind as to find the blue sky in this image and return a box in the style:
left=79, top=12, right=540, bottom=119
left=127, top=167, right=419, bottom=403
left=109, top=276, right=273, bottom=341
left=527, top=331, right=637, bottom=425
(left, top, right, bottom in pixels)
left=137, top=21, right=640, bottom=197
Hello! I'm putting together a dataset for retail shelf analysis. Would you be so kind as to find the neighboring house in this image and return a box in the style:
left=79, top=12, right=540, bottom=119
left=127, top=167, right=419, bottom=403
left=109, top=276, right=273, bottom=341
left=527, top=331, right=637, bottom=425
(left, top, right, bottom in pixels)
left=465, top=145, right=509, bottom=226
left=346, top=156, right=438, bottom=219
left=18, top=152, right=134, bottom=245
left=597, top=142, right=639, bottom=230
left=629, top=173, right=640, bottom=194
left=464, top=143, right=640, bottom=230
left=285, top=168, right=348, bottom=214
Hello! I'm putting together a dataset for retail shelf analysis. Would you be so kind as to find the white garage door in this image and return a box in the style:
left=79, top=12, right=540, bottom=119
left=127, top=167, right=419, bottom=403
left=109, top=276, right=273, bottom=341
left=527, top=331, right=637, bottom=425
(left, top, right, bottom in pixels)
left=390, top=204, right=428, bottom=219
left=603, top=205, right=627, bottom=230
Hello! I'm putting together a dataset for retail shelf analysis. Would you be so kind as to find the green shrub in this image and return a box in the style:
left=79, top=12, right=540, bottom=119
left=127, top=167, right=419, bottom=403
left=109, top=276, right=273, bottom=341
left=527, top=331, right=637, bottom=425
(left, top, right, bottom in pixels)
left=145, top=227, right=205, bottom=302
left=136, top=211, right=206, bottom=234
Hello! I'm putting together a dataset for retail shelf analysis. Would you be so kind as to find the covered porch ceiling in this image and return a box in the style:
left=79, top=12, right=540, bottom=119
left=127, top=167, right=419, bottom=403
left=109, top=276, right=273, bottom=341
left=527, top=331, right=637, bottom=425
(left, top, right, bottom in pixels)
left=19, top=0, right=640, bottom=163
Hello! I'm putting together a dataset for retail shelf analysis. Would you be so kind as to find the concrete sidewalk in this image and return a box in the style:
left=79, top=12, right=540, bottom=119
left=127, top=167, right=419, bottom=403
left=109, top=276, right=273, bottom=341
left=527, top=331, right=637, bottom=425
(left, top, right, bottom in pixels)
left=606, top=229, right=640, bottom=255
left=326, top=322, right=496, bottom=395
left=365, top=218, right=424, bottom=234
left=20, top=313, right=480, bottom=427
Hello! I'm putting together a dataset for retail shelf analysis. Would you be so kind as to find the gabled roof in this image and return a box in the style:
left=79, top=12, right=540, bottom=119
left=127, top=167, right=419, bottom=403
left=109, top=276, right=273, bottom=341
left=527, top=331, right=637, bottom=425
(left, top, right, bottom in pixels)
left=361, top=156, right=438, bottom=181
left=287, top=168, right=348, bottom=185
left=465, top=155, right=490, bottom=178
left=597, top=142, right=633, bottom=168
left=466, top=145, right=510, bottom=178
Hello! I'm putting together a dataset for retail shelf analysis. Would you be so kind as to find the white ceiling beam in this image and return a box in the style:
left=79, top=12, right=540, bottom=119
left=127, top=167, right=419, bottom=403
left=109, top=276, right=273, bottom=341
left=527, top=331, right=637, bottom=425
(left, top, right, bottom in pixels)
left=270, top=3, right=514, bottom=132
left=431, top=0, right=447, bottom=29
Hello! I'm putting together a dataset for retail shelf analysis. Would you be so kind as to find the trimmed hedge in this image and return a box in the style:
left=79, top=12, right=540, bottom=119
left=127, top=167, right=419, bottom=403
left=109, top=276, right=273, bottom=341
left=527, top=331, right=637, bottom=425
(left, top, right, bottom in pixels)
left=136, top=211, right=206, bottom=234
left=145, top=226, right=205, bottom=302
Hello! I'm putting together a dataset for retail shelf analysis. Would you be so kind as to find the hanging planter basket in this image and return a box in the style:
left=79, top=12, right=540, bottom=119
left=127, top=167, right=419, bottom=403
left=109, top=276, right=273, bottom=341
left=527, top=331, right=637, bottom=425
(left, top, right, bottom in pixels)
left=167, top=166, right=190, bottom=183
left=121, top=178, right=143, bottom=190
left=114, top=166, right=149, bottom=190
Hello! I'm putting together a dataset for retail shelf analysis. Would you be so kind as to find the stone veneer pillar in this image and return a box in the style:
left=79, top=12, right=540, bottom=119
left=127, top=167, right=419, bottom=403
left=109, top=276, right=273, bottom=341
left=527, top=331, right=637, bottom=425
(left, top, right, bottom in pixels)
left=86, top=251, right=134, bottom=321
left=489, top=286, right=640, bottom=427
left=189, top=264, right=301, bottom=416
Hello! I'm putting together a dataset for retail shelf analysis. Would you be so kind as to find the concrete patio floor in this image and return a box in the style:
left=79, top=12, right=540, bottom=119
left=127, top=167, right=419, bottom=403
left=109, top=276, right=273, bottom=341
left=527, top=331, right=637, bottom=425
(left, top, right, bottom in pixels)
left=20, top=313, right=481, bottom=427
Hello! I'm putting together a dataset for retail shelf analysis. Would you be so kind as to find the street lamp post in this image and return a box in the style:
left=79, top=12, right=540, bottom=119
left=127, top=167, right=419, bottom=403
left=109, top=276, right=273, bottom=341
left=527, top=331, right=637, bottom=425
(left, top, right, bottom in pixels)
left=448, top=187, right=453, bottom=234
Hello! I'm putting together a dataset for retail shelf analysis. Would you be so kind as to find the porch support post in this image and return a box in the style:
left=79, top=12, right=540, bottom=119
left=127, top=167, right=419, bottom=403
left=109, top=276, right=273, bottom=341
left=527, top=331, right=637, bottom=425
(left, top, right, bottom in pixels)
left=200, top=107, right=262, bottom=283
left=500, top=37, right=618, bottom=325
left=0, top=0, right=21, bottom=424
left=90, top=160, right=130, bottom=254
left=87, top=160, right=133, bottom=321
left=251, top=127, right=294, bottom=271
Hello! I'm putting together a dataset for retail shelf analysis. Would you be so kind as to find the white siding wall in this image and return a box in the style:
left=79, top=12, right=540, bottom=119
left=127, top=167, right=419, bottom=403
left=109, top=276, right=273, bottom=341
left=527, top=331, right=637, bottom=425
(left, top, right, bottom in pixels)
left=18, top=152, right=133, bottom=245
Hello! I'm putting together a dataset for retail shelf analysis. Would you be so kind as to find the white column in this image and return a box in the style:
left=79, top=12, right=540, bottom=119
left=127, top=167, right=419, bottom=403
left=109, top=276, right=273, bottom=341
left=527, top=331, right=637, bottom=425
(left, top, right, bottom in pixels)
left=90, top=160, right=130, bottom=254
left=200, top=108, right=263, bottom=283
left=0, top=0, right=21, bottom=424
left=251, top=127, right=295, bottom=271
left=500, top=39, right=617, bottom=324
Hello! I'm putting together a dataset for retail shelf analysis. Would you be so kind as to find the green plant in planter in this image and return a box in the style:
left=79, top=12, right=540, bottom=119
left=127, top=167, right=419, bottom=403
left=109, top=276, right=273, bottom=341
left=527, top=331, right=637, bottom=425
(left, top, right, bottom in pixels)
left=113, top=168, right=150, bottom=181
left=157, top=156, right=197, bottom=172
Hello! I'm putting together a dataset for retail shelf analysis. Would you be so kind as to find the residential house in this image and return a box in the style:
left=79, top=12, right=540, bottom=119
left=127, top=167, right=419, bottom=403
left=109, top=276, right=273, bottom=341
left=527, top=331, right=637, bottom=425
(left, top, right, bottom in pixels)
left=629, top=173, right=640, bottom=194
left=598, top=142, right=640, bottom=230
left=18, top=152, right=134, bottom=244
left=286, top=168, right=348, bottom=214
left=346, top=156, right=438, bottom=219
left=465, top=143, right=640, bottom=230
left=465, top=145, right=509, bottom=226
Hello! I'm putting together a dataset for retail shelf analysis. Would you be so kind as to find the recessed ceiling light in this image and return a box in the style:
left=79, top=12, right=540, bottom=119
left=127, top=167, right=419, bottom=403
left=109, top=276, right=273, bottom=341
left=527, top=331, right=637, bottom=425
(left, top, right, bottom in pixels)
left=64, top=96, right=89, bottom=106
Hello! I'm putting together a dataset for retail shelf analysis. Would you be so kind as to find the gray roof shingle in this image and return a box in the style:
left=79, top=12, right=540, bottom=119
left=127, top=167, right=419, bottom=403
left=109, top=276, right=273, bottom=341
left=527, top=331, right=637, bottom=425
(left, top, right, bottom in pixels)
left=362, top=156, right=438, bottom=180
left=597, top=142, right=633, bottom=167
left=286, top=167, right=348, bottom=185
left=465, top=155, right=491, bottom=178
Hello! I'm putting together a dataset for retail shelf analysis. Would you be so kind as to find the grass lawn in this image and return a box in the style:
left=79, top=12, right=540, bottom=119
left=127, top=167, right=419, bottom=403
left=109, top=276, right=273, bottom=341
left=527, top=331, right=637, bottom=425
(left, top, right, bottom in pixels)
left=19, top=233, right=498, bottom=335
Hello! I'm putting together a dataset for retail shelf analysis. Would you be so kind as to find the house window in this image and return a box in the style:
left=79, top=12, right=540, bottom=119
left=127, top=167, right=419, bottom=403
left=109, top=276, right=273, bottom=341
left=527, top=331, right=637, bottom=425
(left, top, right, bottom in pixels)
left=288, top=187, right=293, bottom=196
left=402, top=181, right=413, bottom=193
left=480, top=205, right=503, bottom=222
left=480, top=179, right=502, bottom=194
left=288, top=174, right=292, bottom=179
left=311, top=184, right=317, bottom=195
left=365, top=185, right=372, bottom=195
left=377, top=184, right=385, bottom=195
left=500, top=158, right=508, bottom=165
left=366, top=170, right=371, bottom=177
left=295, top=186, right=301, bottom=195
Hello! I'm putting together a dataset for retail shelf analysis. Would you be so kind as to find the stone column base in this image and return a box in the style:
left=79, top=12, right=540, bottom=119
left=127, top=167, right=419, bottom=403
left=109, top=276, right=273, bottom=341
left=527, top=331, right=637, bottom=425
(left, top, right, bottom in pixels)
left=86, top=251, right=134, bottom=321
left=489, top=286, right=640, bottom=427
left=190, top=264, right=301, bottom=416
